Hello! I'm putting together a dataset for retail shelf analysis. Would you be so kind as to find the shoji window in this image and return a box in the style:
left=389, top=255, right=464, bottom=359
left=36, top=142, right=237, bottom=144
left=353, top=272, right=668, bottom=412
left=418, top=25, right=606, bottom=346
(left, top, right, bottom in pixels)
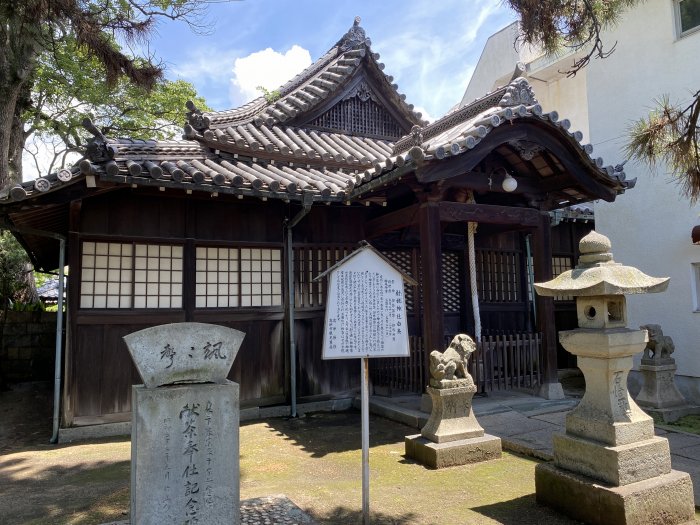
left=80, top=241, right=183, bottom=309
left=195, top=246, right=282, bottom=308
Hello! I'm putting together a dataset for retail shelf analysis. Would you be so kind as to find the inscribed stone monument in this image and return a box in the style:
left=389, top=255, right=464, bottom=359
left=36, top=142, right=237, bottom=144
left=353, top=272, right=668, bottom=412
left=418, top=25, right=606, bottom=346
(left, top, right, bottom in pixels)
left=533, top=231, right=694, bottom=525
left=125, top=322, right=245, bottom=525
left=405, top=334, right=501, bottom=468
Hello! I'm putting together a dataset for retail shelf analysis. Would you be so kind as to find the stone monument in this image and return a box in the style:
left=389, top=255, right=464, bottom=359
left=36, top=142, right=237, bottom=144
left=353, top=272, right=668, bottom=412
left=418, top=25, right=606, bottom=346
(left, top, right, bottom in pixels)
left=635, top=323, right=700, bottom=423
left=405, top=334, right=501, bottom=468
left=534, top=231, right=694, bottom=525
left=124, top=322, right=245, bottom=525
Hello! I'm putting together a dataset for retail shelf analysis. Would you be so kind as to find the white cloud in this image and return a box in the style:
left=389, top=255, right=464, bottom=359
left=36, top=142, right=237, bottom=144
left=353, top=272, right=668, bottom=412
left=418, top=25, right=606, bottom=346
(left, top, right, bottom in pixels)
left=369, top=0, right=513, bottom=119
left=229, top=45, right=312, bottom=106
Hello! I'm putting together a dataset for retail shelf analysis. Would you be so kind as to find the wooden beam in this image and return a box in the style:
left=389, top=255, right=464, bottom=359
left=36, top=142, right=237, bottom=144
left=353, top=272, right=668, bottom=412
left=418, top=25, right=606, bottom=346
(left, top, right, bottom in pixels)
left=417, top=127, right=527, bottom=183
left=532, top=212, right=559, bottom=388
left=438, top=201, right=540, bottom=227
left=416, top=122, right=618, bottom=202
left=418, top=202, right=444, bottom=386
left=363, top=203, right=420, bottom=238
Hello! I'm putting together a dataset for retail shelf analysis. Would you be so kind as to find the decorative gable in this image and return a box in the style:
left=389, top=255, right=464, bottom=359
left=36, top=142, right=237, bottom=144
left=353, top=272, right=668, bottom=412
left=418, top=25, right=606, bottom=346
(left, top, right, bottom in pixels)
left=306, top=80, right=405, bottom=139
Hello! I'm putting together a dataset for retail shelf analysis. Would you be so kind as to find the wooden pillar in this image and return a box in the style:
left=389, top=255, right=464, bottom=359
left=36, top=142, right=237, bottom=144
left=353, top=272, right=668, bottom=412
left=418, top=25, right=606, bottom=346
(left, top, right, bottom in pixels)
left=532, top=212, right=564, bottom=399
left=418, top=201, right=444, bottom=385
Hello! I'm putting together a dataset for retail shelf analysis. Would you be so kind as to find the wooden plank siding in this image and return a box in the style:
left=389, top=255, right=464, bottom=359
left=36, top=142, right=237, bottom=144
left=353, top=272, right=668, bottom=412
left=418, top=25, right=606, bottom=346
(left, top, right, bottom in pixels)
left=63, top=187, right=588, bottom=425
left=66, top=189, right=367, bottom=424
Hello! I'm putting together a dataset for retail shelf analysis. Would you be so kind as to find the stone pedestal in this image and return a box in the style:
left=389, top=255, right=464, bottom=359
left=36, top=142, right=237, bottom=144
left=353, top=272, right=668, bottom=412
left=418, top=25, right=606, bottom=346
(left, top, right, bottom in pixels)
left=132, top=383, right=240, bottom=525
left=536, top=462, right=694, bottom=525
left=636, top=358, right=700, bottom=423
left=405, top=383, right=501, bottom=468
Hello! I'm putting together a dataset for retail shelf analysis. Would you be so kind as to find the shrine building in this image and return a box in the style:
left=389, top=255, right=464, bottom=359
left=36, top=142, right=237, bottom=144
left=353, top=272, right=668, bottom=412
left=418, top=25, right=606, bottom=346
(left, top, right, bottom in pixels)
left=0, top=19, right=632, bottom=431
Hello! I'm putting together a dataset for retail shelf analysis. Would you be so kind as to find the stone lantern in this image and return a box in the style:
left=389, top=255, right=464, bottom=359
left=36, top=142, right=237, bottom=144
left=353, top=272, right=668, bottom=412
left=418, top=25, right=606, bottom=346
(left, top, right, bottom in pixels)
left=533, top=231, right=694, bottom=525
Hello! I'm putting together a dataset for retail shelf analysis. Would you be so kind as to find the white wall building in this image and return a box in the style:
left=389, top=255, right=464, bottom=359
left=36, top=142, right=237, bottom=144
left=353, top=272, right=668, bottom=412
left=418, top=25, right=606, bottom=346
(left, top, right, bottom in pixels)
left=463, top=0, right=700, bottom=401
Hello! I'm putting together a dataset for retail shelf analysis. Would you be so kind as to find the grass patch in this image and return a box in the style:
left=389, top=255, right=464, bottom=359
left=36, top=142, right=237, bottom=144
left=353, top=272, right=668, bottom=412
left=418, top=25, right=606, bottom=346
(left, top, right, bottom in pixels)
left=657, top=414, right=700, bottom=435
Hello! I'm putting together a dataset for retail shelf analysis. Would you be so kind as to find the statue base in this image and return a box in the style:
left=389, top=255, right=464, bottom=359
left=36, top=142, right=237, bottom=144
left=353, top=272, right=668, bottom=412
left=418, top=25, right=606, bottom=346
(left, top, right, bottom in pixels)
left=636, top=359, right=700, bottom=423
left=421, top=384, right=483, bottom=443
left=536, top=462, right=694, bottom=525
left=405, top=433, right=501, bottom=469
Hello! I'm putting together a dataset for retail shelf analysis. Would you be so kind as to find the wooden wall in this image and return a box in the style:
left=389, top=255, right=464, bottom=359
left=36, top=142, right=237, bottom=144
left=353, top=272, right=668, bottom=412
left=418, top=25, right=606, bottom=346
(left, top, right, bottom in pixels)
left=65, top=190, right=366, bottom=425
left=63, top=188, right=590, bottom=425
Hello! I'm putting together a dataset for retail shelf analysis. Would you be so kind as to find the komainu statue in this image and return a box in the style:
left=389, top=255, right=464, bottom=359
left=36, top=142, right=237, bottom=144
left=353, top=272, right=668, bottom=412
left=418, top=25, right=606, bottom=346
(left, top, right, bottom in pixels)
left=641, top=324, right=675, bottom=361
left=429, top=334, right=476, bottom=388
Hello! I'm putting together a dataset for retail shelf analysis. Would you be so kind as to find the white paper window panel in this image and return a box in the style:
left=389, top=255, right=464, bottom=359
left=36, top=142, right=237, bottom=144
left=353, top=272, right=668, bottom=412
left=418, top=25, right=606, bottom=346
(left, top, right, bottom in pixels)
left=83, top=242, right=96, bottom=255
left=95, top=269, right=108, bottom=281
left=93, top=296, right=107, bottom=308
left=95, top=243, right=108, bottom=255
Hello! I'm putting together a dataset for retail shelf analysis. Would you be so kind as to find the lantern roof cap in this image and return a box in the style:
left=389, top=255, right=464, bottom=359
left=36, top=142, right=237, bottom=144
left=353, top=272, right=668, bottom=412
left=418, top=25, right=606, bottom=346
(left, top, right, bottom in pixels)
left=534, top=231, right=669, bottom=297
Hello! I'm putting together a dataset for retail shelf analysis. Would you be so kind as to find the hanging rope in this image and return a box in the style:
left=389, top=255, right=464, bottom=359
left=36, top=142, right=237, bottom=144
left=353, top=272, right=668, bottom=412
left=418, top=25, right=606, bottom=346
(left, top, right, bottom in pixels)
left=466, top=191, right=481, bottom=342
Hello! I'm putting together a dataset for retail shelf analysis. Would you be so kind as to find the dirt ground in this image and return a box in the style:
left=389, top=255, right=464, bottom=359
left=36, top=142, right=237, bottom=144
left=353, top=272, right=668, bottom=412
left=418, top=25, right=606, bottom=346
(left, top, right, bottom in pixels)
left=0, top=384, right=585, bottom=525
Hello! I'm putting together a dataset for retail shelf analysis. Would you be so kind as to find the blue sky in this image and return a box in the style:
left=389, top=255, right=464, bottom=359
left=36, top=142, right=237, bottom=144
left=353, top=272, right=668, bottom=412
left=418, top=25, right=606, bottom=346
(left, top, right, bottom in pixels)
left=148, top=0, right=518, bottom=121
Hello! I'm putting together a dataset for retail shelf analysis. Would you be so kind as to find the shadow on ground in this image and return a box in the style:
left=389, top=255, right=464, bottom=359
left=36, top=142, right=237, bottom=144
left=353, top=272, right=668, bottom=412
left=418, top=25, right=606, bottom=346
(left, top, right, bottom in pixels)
left=259, top=409, right=410, bottom=457
left=305, top=505, right=423, bottom=525
left=472, top=494, right=583, bottom=525
left=0, top=383, right=53, bottom=454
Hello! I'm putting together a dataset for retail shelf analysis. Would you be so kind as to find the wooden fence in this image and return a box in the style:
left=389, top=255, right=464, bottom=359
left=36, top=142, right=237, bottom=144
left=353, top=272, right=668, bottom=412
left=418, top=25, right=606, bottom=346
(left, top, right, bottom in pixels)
left=369, top=332, right=542, bottom=394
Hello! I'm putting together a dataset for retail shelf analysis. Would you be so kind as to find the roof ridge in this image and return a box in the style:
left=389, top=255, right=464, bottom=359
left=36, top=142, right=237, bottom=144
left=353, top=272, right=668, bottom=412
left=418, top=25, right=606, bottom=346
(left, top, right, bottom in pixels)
left=185, top=17, right=424, bottom=133
left=392, top=77, right=538, bottom=154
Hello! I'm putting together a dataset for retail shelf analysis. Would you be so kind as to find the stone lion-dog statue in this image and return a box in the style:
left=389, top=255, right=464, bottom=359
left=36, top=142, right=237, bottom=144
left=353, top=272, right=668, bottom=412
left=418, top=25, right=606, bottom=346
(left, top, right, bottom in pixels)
left=429, top=334, right=476, bottom=388
left=641, top=324, right=675, bottom=361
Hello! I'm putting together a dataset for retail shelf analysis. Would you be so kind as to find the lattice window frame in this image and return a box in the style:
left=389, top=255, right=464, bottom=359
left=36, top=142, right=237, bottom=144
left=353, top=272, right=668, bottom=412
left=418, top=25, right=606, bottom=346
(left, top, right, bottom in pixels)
left=80, top=241, right=183, bottom=310
left=476, top=249, right=521, bottom=303
left=195, top=246, right=283, bottom=308
left=308, top=98, right=403, bottom=139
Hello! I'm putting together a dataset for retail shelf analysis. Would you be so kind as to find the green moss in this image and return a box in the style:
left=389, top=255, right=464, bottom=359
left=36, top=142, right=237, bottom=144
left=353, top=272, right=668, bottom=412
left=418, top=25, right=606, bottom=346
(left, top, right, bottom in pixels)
left=662, top=414, right=700, bottom=435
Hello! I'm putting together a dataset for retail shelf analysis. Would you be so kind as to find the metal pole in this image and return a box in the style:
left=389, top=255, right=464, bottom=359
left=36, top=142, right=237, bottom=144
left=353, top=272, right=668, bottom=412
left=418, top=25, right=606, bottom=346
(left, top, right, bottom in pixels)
left=361, top=357, right=370, bottom=525
left=50, top=238, right=65, bottom=444
left=285, top=195, right=312, bottom=418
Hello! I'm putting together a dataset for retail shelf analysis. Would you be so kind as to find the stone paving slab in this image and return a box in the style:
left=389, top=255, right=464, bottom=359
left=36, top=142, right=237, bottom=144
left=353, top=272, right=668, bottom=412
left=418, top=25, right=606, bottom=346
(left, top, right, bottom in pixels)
left=671, top=443, right=700, bottom=462
left=479, top=411, right=555, bottom=437
left=531, top=410, right=568, bottom=426
left=100, top=494, right=317, bottom=525
left=664, top=431, right=700, bottom=451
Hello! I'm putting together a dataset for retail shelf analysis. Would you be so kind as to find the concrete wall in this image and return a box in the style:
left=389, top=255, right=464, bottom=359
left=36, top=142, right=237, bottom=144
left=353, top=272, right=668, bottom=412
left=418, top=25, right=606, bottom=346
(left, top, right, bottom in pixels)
left=587, top=0, right=700, bottom=392
left=0, top=311, right=57, bottom=383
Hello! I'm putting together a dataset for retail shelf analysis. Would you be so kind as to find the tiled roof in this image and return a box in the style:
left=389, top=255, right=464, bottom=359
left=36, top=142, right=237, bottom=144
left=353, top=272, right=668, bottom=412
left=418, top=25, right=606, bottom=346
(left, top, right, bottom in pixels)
left=1, top=73, right=632, bottom=206
left=187, top=17, right=425, bottom=132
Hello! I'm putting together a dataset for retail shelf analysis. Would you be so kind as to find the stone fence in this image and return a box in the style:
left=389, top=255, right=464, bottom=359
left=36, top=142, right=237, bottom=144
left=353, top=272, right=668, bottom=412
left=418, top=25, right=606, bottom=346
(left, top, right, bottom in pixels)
left=0, top=311, right=57, bottom=383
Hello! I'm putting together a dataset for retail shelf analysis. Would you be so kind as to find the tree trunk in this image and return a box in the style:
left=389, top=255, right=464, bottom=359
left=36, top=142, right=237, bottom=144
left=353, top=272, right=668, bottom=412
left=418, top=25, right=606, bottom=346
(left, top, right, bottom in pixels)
left=0, top=82, right=24, bottom=189
left=8, top=83, right=30, bottom=185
